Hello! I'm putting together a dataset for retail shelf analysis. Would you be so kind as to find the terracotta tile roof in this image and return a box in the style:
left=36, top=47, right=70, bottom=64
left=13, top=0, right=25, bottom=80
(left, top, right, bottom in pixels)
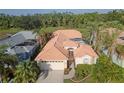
left=54, top=33, right=69, bottom=58
left=35, top=46, right=68, bottom=61
left=35, top=31, right=69, bottom=61
left=74, top=44, right=98, bottom=57
left=53, top=29, right=82, bottom=39
left=35, top=29, right=98, bottom=62
left=63, top=40, right=79, bottom=47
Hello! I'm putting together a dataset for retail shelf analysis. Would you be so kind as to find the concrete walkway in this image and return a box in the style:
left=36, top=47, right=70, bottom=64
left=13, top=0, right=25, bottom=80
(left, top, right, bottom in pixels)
left=36, top=70, right=64, bottom=83
left=64, top=63, right=75, bottom=79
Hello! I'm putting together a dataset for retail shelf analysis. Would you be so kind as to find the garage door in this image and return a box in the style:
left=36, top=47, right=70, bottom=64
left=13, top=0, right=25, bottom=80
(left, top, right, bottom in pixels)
left=39, top=62, right=64, bottom=70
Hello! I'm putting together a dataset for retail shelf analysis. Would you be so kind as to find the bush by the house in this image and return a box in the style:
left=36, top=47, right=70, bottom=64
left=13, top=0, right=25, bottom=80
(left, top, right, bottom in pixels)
left=75, top=64, right=93, bottom=80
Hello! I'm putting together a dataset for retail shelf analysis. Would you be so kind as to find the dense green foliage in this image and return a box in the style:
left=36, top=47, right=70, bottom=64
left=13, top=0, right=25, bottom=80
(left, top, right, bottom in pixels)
left=75, top=64, right=93, bottom=80
left=0, top=53, right=18, bottom=82
left=0, top=45, right=9, bottom=53
left=1, top=10, right=124, bottom=30
left=40, top=31, right=53, bottom=47
left=0, top=28, right=23, bottom=39
left=116, top=44, right=124, bottom=56
left=93, top=54, right=124, bottom=82
left=13, top=61, right=40, bottom=83
left=72, top=54, right=124, bottom=83
left=0, top=53, right=40, bottom=83
left=1, top=10, right=124, bottom=50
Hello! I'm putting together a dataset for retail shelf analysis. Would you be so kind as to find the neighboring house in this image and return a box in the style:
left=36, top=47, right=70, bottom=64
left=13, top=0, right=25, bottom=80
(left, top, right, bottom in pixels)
left=5, top=31, right=39, bottom=61
left=35, top=30, right=98, bottom=71
left=112, top=32, right=124, bottom=67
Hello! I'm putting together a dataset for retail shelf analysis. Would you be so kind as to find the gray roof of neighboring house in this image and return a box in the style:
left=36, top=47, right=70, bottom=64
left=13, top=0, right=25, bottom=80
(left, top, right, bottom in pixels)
left=14, top=46, right=27, bottom=54
left=7, top=45, right=36, bottom=55
left=15, top=45, right=35, bottom=54
left=5, top=31, right=38, bottom=55
left=0, top=31, right=36, bottom=46
left=7, top=31, right=37, bottom=47
left=12, top=31, right=36, bottom=40
left=9, top=34, right=26, bottom=46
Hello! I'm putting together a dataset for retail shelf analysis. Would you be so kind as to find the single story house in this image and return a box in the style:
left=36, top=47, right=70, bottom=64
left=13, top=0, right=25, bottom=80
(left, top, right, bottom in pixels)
left=5, top=31, right=39, bottom=61
left=35, top=30, right=98, bottom=71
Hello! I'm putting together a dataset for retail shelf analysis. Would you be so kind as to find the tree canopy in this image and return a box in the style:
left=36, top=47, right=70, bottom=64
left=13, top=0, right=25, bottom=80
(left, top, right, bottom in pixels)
left=93, top=54, right=124, bottom=82
left=1, top=10, right=124, bottom=30
left=13, top=61, right=40, bottom=83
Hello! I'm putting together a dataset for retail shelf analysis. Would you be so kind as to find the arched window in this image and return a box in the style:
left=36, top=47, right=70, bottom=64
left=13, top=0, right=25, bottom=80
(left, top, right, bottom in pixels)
left=83, top=58, right=89, bottom=64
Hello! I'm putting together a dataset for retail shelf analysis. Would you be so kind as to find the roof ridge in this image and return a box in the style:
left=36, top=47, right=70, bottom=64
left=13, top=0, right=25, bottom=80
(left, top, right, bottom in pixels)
left=35, top=32, right=68, bottom=60
left=54, top=32, right=68, bottom=58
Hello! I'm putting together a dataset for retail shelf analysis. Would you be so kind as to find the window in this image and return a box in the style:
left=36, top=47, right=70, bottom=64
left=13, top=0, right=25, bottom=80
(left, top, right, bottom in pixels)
left=83, top=58, right=89, bottom=64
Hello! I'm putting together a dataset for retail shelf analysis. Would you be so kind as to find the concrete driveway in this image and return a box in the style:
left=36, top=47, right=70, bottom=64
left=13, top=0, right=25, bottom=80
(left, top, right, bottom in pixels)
left=36, top=70, right=64, bottom=83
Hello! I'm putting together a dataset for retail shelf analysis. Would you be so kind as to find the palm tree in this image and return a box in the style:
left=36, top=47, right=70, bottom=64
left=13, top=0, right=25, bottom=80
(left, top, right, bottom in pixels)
left=0, top=53, right=18, bottom=82
left=115, top=44, right=124, bottom=59
left=0, top=54, right=18, bottom=68
left=102, top=33, right=115, bottom=57
left=89, top=22, right=103, bottom=55
left=93, top=54, right=122, bottom=82
left=40, top=32, right=53, bottom=47
left=0, top=62, right=4, bottom=82
left=13, top=61, right=40, bottom=83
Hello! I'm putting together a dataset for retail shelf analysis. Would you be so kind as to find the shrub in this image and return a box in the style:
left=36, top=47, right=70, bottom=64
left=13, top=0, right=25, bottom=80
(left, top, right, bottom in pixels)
left=75, top=64, right=93, bottom=80
left=116, top=44, right=124, bottom=56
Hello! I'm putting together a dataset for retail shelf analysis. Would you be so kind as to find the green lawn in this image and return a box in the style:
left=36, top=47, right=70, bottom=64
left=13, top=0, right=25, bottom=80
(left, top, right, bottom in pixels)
left=64, top=77, right=96, bottom=83
left=64, top=79, right=73, bottom=83
left=0, top=28, right=23, bottom=39
left=39, top=26, right=71, bottom=34
left=0, top=45, right=9, bottom=53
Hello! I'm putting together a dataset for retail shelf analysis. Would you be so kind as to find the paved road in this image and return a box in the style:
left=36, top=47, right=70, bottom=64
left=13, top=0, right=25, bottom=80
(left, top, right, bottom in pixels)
left=36, top=70, right=64, bottom=83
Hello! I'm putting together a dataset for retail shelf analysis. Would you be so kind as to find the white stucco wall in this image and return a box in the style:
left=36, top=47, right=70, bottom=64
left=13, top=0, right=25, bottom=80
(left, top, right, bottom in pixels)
left=37, top=60, right=67, bottom=70
left=64, top=61, right=67, bottom=69
left=75, top=55, right=97, bottom=66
